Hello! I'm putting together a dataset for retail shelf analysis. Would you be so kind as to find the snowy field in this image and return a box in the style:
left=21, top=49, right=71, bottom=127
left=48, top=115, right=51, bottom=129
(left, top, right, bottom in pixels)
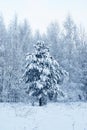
left=0, top=102, right=87, bottom=130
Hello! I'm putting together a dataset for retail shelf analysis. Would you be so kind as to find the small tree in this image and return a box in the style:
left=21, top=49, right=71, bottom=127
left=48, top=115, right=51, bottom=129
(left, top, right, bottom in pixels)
left=23, top=41, right=66, bottom=106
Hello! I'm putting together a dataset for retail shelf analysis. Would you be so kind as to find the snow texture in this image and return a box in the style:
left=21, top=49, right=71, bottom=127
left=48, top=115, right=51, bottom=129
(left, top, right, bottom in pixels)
left=0, top=102, right=87, bottom=130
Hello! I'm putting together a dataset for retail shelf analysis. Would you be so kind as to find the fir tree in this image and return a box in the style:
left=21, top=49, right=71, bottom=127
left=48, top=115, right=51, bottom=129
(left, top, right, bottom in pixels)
left=23, top=41, right=66, bottom=106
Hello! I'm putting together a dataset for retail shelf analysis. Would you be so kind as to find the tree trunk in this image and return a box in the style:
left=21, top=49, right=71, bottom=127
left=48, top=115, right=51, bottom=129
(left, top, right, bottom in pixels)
left=39, top=98, right=42, bottom=106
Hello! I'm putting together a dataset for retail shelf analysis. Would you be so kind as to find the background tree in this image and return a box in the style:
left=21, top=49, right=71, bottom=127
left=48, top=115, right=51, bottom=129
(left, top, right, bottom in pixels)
left=3, top=15, right=21, bottom=102
left=46, top=22, right=60, bottom=59
left=0, top=15, right=6, bottom=101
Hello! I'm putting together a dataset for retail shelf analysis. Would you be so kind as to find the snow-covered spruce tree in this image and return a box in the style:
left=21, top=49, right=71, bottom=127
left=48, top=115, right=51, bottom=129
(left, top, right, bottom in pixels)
left=23, top=41, right=67, bottom=106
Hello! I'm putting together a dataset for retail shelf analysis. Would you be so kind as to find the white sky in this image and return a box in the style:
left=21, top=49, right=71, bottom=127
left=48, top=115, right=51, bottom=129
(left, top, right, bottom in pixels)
left=0, top=0, right=87, bottom=33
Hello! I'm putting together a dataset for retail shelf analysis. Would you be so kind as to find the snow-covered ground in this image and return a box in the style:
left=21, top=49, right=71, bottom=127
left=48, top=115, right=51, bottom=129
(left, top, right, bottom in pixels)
left=0, top=102, right=87, bottom=130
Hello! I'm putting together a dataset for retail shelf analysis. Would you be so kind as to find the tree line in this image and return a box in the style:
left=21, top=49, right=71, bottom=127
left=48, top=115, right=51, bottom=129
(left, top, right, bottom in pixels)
left=0, top=14, right=87, bottom=103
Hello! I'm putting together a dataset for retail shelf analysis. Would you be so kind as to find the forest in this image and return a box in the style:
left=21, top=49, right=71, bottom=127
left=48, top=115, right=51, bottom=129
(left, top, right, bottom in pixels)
left=0, top=14, right=87, bottom=105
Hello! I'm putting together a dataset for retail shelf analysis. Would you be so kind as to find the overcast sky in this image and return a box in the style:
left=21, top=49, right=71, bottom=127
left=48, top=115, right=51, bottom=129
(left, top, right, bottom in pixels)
left=0, top=0, right=87, bottom=33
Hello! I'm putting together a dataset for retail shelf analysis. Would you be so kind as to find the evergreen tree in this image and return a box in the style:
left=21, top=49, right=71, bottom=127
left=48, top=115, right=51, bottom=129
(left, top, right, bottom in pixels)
left=23, top=41, right=66, bottom=106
